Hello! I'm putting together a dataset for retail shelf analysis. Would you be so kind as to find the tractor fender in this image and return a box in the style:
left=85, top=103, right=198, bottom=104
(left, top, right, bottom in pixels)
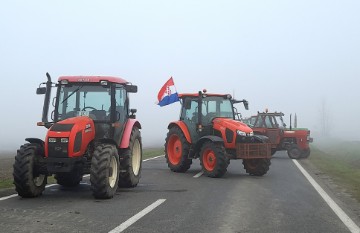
left=25, top=138, right=45, bottom=147
left=120, top=119, right=142, bottom=149
left=167, top=121, right=192, bottom=144
left=195, top=135, right=224, bottom=154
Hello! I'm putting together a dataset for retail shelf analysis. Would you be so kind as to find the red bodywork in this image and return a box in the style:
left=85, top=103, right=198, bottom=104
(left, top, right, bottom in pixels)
left=59, top=76, right=128, bottom=84
left=120, top=119, right=142, bottom=148
left=45, top=116, right=95, bottom=158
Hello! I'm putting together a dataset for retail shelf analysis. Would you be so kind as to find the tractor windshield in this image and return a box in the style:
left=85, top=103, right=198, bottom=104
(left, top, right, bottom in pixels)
left=56, top=84, right=112, bottom=121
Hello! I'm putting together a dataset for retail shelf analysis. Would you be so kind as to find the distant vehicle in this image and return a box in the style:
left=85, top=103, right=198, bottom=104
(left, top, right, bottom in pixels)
left=164, top=90, right=272, bottom=178
left=13, top=73, right=142, bottom=199
left=243, top=111, right=313, bottom=159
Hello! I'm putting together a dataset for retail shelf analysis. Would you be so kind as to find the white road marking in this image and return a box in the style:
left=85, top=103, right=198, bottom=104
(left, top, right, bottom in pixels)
left=143, top=155, right=164, bottom=162
left=293, top=160, right=360, bottom=233
left=193, top=171, right=203, bottom=178
left=0, top=155, right=165, bottom=201
left=108, top=199, right=166, bottom=233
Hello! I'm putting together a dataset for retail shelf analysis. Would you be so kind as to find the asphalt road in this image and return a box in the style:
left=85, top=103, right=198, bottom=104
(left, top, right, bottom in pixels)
left=0, top=152, right=359, bottom=233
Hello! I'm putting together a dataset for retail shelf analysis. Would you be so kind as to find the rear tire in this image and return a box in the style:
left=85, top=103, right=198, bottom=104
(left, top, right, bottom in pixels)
left=200, top=142, right=229, bottom=178
left=118, top=127, right=142, bottom=188
left=243, top=159, right=271, bottom=176
left=90, top=144, right=119, bottom=199
left=13, top=143, right=47, bottom=198
left=301, top=148, right=311, bottom=158
left=165, top=127, right=192, bottom=172
left=287, top=144, right=302, bottom=159
left=55, top=171, right=82, bottom=187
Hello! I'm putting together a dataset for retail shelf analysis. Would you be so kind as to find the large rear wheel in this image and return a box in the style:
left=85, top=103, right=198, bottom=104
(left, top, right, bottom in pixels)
left=118, top=127, right=143, bottom=188
left=165, top=127, right=192, bottom=172
left=200, top=142, right=229, bottom=178
left=90, top=144, right=119, bottom=199
left=13, top=143, right=47, bottom=198
left=243, top=159, right=271, bottom=176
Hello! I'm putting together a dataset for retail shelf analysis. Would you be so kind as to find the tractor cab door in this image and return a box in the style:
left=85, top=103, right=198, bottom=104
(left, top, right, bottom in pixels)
left=113, top=84, right=128, bottom=145
left=181, top=97, right=202, bottom=143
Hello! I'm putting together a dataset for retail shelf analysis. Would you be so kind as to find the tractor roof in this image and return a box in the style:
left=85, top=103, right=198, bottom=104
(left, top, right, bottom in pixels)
left=178, top=93, right=230, bottom=98
left=58, top=76, right=128, bottom=84
left=256, top=112, right=284, bottom=116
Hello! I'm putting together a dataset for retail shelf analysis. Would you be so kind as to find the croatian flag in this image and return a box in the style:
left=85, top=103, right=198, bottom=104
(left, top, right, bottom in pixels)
left=157, top=77, right=180, bottom=107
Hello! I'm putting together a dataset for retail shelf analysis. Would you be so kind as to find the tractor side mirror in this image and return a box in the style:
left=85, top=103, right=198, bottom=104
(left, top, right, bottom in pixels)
left=126, top=85, right=138, bottom=93
left=184, top=99, right=192, bottom=110
left=36, top=87, right=46, bottom=95
left=130, top=109, right=137, bottom=119
left=243, top=100, right=249, bottom=110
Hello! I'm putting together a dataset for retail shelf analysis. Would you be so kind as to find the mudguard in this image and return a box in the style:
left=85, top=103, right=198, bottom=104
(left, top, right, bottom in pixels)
left=25, top=138, right=45, bottom=147
left=120, top=119, right=142, bottom=148
left=167, top=121, right=192, bottom=144
left=195, top=135, right=224, bottom=153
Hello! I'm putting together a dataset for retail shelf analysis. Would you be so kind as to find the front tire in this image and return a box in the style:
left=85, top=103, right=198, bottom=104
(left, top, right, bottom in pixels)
left=13, top=143, right=47, bottom=198
left=118, top=127, right=143, bottom=188
left=243, top=159, right=271, bottom=176
left=90, top=144, right=119, bottom=199
left=287, top=144, right=302, bottom=159
left=200, top=142, right=229, bottom=178
left=165, top=127, right=192, bottom=172
left=301, top=148, right=311, bottom=158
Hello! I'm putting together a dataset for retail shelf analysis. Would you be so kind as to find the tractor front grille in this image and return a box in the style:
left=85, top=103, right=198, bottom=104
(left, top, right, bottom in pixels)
left=48, top=138, right=69, bottom=158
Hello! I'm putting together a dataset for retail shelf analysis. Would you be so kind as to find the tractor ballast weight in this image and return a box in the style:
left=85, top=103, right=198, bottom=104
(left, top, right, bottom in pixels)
left=13, top=73, right=143, bottom=199
left=247, top=111, right=313, bottom=159
left=165, top=90, right=271, bottom=178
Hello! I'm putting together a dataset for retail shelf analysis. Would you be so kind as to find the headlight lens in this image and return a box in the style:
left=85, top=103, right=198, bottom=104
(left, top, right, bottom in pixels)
left=48, top=138, right=56, bottom=143
left=61, top=138, right=69, bottom=143
left=236, top=130, right=246, bottom=136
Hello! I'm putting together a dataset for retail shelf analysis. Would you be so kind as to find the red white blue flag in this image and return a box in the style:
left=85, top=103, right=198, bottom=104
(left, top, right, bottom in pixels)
left=157, top=77, right=179, bottom=107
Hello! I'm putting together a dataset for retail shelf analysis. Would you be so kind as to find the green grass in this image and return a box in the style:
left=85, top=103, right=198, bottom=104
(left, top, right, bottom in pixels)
left=142, top=147, right=164, bottom=160
left=0, top=148, right=164, bottom=190
left=309, top=141, right=360, bottom=202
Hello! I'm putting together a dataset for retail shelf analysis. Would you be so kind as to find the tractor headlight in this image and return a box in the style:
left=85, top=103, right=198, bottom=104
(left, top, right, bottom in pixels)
left=61, top=138, right=69, bottom=143
left=48, top=138, right=56, bottom=143
left=249, top=132, right=254, bottom=136
left=236, top=130, right=246, bottom=136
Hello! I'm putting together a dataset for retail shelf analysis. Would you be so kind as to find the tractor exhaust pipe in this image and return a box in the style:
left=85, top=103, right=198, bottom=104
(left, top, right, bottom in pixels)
left=290, top=114, right=292, bottom=131
left=42, top=72, right=52, bottom=126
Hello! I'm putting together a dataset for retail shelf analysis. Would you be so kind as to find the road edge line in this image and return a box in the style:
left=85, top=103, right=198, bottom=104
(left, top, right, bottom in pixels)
left=143, top=155, right=165, bottom=162
left=293, top=159, right=360, bottom=233
left=108, top=199, right=166, bottom=233
left=193, top=171, right=203, bottom=178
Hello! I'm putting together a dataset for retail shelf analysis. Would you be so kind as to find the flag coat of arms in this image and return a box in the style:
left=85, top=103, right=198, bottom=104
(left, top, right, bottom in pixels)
left=157, top=77, right=179, bottom=107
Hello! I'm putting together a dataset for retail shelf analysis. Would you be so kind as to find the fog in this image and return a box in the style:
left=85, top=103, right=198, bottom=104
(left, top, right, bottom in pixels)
left=0, top=0, right=359, bottom=153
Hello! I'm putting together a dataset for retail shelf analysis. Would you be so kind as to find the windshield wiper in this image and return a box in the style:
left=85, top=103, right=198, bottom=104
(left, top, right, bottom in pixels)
left=61, top=85, right=84, bottom=104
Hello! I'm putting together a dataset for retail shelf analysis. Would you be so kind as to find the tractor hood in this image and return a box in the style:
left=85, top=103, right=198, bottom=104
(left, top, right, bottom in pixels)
left=45, top=116, right=96, bottom=158
left=212, top=118, right=253, bottom=134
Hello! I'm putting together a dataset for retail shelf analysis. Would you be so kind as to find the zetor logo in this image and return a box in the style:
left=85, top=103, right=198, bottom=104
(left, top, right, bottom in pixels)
left=78, top=78, right=90, bottom=82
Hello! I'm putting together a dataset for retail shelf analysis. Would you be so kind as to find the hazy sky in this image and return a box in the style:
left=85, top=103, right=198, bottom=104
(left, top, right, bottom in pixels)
left=1, top=0, right=359, bottom=150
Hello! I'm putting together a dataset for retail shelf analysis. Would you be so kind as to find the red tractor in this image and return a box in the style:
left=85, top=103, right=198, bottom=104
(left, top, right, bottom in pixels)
left=244, top=111, right=313, bottom=159
left=13, top=73, right=142, bottom=199
left=165, top=90, right=272, bottom=178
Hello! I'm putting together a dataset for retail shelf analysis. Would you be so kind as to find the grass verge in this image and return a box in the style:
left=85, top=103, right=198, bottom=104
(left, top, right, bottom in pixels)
left=309, top=141, right=360, bottom=202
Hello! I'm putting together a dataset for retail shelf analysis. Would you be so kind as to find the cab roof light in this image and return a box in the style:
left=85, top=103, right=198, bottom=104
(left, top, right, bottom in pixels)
left=100, top=81, right=108, bottom=86
left=60, top=79, right=69, bottom=85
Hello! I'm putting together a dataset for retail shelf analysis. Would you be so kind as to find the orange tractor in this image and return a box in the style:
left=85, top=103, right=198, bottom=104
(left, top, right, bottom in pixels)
left=165, top=90, right=272, bottom=178
left=244, top=111, right=313, bottom=159
left=13, top=73, right=142, bottom=199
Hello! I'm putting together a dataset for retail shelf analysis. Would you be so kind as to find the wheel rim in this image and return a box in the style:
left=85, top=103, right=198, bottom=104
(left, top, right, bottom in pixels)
left=109, top=156, right=118, bottom=188
left=132, top=139, right=141, bottom=176
left=203, top=149, right=216, bottom=171
left=33, top=175, right=45, bottom=187
left=167, top=134, right=182, bottom=165
left=290, top=148, right=301, bottom=158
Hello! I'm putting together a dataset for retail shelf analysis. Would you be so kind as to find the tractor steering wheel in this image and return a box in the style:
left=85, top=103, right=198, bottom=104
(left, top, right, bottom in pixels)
left=82, top=106, right=97, bottom=111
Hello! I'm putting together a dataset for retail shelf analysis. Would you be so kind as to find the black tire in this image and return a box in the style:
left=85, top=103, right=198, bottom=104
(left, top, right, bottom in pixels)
left=301, top=148, right=311, bottom=158
left=287, top=144, right=302, bottom=159
left=90, top=144, right=119, bottom=199
left=165, top=127, right=192, bottom=172
left=55, top=171, right=82, bottom=187
left=118, top=127, right=142, bottom=188
left=200, top=142, right=229, bottom=178
left=243, top=159, right=271, bottom=176
left=13, top=143, right=47, bottom=198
